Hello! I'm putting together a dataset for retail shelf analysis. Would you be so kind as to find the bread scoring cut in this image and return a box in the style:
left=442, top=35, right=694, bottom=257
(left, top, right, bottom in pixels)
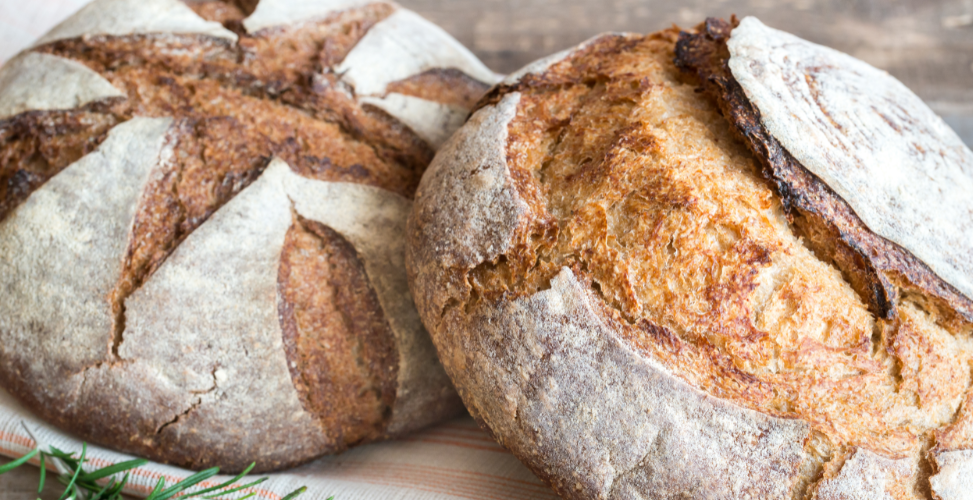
left=0, top=0, right=492, bottom=472
left=1, top=117, right=173, bottom=385
left=407, top=22, right=973, bottom=499
left=335, top=9, right=496, bottom=97
left=0, top=52, right=124, bottom=121
left=728, top=17, right=973, bottom=308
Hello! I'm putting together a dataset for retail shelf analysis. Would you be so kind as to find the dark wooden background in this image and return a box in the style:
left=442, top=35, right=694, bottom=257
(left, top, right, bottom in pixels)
left=401, top=0, right=973, bottom=144
left=2, top=0, right=973, bottom=497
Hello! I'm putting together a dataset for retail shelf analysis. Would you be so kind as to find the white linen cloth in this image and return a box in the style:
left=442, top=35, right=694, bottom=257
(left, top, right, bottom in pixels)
left=0, top=388, right=556, bottom=500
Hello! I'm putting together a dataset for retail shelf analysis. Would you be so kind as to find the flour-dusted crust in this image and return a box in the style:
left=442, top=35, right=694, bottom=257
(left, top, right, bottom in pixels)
left=0, top=52, right=124, bottom=121
left=34, top=0, right=237, bottom=45
left=283, top=164, right=459, bottom=435
left=333, top=5, right=496, bottom=147
left=727, top=16, right=973, bottom=304
left=120, top=160, right=324, bottom=469
left=337, top=9, right=497, bottom=98
left=0, top=117, right=172, bottom=387
left=672, top=17, right=973, bottom=497
left=359, top=93, right=467, bottom=149
left=455, top=268, right=810, bottom=498
left=408, top=91, right=812, bottom=498
left=929, top=450, right=973, bottom=500
left=813, top=449, right=918, bottom=500
left=407, top=93, right=528, bottom=335
left=0, top=0, right=488, bottom=472
left=118, top=159, right=453, bottom=469
left=242, top=0, right=372, bottom=33
left=409, top=21, right=973, bottom=500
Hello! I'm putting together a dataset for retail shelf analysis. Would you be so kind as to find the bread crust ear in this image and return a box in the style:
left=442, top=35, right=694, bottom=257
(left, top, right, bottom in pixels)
left=676, top=16, right=973, bottom=324
left=408, top=20, right=973, bottom=499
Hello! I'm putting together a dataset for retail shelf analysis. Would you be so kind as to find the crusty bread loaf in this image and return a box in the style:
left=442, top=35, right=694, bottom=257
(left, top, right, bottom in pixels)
left=0, top=0, right=495, bottom=473
left=406, top=17, right=973, bottom=499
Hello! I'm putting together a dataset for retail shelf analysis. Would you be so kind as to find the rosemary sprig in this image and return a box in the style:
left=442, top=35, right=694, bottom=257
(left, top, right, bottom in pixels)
left=0, top=443, right=314, bottom=500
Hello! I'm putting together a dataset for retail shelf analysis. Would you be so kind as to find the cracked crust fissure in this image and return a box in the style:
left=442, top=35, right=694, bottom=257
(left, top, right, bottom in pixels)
left=673, top=17, right=973, bottom=326
left=410, top=25, right=973, bottom=500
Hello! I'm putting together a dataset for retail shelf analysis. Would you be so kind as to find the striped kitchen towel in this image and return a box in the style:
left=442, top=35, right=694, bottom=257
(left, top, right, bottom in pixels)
left=0, top=388, right=556, bottom=500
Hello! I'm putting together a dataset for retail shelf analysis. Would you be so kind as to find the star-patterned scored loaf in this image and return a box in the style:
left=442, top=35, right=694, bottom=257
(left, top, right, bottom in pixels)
left=407, top=17, right=973, bottom=500
left=0, top=0, right=496, bottom=473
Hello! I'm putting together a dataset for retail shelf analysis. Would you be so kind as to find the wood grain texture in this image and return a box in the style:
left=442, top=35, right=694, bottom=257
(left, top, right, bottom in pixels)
left=398, top=0, right=973, bottom=133
left=0, top=457, right=68, bottom=500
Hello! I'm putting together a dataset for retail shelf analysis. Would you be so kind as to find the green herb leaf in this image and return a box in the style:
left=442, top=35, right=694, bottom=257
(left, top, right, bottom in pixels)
left=56, top=443, right=86, bottom=500
left=185, top=461, right=257, bottom=498
left=0, top=448, right=38, bottom=474
left=145, top=477, right=167, bottom=500
left=152, top=467, right=220, bottom=500
left=80, top=458, right=148, bottom=482
left=38, top=452, right=46, bottom=494
left=0, top=438, right=315, bottom=500
left=281, top=486, right=309, bottom=500
left=200, top=477, right=268, bottom=498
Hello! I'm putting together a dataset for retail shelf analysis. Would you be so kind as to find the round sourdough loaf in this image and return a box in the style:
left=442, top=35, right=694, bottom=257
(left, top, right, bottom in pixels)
left=406, top=17, right=973, bottom=500
left=0, top=0, right=496, bottom=472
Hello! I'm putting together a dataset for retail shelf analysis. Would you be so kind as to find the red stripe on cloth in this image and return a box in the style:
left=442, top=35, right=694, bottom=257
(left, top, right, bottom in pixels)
left=0, top=432, right=282, bottom=500
left=0, top=429, right=36, bottom=449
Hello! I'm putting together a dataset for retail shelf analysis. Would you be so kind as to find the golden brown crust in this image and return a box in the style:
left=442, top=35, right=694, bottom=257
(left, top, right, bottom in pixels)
left=278, top=216, right=398, bottom=449
left=673, top=17, right=973, bottom=325
left=409, top=23, right=973, bottom=499
left=386, top=68, right=491, bottom=110
left=183, top=0, right=250, bottom=25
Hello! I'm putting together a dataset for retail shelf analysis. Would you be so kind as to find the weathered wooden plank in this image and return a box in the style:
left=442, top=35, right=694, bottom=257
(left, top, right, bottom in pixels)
left=0, top=458, right=63, bottom=500
left=399, top=0, right=973, bottom=114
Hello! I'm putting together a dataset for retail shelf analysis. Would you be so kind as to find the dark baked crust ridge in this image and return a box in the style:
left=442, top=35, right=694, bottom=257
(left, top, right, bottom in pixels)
left=386, top=68, right=491, bottom=110
left=0, top=106, right=121, bottom=223
left=673, top=17, right=973, bottom=325
left=278, top=215, right=399, bottom=449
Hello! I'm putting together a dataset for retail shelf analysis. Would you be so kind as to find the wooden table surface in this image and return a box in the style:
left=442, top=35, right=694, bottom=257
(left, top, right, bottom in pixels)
left=398, top=0, right=973, bottom=144
left=2, top=0, right=972, bottom=498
